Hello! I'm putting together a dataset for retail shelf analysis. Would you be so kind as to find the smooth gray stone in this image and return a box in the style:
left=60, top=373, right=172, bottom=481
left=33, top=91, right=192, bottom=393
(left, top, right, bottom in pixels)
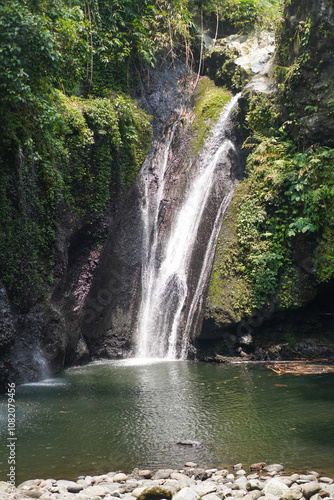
left=300, top=475, right=318, bottom=482
left=139, top=471, right=153, bottom=480
left=57, top=480, right=83, bottom=493
left=113, top=473, right=128, bottom=482
left=277, top=478, right=294, bottom=487
left=302, top=481, right=321, bottom=499
left=322, top=485, right=334, bottom=495
left=193, top=481, right=217, bottom=496
left=152, top=469, right=175, bottom=480
left=244, top=491, right=264, bottom=500
left=246, top=480, right=263, bottom=491
left=17, top=480, right=40, bottom=490
left=263, top=478, right=289, bottom=497
left=173, top=487, right=200, bottom=500
left=202, top=494, right=222, bottom=500
left=307, top=472, right=320, bottom=479
left=282, top=487, right=303, bottom=500
left=264, top=465, right=284, bottom=474
left=234, top=478, right=248, bottom=491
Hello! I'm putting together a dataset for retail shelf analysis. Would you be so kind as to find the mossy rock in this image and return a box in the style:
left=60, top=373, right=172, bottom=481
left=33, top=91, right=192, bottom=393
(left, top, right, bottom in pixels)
left=191, top=77, right=231, bottom=156
left=137, top=486, right=173, bottom=500
left=205, top=181, right=253, bottom=326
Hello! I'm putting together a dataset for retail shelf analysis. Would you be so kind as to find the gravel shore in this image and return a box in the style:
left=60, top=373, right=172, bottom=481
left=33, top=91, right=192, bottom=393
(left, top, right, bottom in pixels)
left=2, top=463, right=334, bottom=500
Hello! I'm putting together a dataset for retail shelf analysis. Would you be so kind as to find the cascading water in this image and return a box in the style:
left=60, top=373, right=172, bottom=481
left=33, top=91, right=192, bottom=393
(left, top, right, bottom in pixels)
left=135, top=93, right=242, bottom=359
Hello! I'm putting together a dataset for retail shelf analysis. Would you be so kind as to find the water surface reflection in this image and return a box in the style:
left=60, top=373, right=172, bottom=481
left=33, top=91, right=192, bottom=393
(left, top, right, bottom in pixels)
left=0, top=361, right=333, bottom=482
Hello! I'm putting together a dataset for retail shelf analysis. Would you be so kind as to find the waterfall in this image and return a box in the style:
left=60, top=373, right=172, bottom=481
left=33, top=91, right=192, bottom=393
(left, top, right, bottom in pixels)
left=134, top=93, right=241, bottom=360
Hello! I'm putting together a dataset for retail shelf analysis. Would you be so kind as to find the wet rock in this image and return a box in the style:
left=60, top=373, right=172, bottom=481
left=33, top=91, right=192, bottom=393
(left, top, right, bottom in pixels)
left=177, top=441, right=202, bottom=447
left=250, top=464, right=267, bottom=472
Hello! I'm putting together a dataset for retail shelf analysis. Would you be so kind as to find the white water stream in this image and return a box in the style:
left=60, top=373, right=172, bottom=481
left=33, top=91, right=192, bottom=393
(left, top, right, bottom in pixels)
left=135, top=93, right=241, bottom=359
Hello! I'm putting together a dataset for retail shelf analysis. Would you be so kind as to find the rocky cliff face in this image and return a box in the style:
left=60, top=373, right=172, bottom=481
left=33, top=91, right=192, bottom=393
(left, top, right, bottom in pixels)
left=199, top=0, right=334, bottom=359
left=80, top=64, right=247, bottom=360
left=275, top=0, right=334, bottom=145
left=0, top=118, right=141, bottom=386
left=0, top=198, right=115, bottom=386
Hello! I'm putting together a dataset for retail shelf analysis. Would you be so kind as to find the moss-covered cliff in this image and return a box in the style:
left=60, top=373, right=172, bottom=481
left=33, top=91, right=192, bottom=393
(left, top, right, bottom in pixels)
left=200, top=0, right=334, bottom=359
left=0, top=0, right=191, bottom=388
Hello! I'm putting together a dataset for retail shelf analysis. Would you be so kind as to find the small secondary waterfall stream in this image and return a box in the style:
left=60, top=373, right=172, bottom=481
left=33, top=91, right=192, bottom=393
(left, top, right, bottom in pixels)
left=135, top=93, right=241, bottom=359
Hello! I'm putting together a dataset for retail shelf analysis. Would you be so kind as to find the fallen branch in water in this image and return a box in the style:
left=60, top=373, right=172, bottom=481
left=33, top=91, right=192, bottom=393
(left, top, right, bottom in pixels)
left=266, top=360, right=334, bottom=375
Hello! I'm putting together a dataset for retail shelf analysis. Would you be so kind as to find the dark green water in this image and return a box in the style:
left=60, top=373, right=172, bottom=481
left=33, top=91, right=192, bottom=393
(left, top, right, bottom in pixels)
left=1, top=360, right=334, bottom=483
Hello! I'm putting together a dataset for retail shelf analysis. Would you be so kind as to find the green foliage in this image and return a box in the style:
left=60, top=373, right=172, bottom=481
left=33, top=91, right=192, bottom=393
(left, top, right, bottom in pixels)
left=235, top=97, right=334, bottom=308
left=0, top=0, right=158, bottom=308
left=191, top=0, right=283, bottom=33
left=74, top=0, right=193, bottom=94
left=0, top=0, right=89, bottom=102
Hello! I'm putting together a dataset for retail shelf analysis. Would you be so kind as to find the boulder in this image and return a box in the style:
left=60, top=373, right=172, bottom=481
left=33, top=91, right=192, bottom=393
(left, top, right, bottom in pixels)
left=173, top=487, right=200, bottom=500
left=264, top=465, right=284, bottom=474
left=137, top=486, right=173, bottom=500
left=302, top=482, right=321, bottom=499
left=263, top=478, right=290, bottom=498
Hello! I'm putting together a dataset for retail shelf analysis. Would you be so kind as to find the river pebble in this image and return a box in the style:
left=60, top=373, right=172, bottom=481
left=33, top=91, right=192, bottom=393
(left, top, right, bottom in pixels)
left=4, top=463, right=334, bottom=500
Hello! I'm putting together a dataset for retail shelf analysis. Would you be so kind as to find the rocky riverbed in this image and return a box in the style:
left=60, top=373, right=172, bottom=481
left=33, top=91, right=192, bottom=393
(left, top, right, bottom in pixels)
left=2, top=463, right=334, bottom=500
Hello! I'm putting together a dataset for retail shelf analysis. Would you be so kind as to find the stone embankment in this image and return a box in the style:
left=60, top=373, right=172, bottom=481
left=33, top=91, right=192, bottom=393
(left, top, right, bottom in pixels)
left=2, top=463, right=334, bottom=500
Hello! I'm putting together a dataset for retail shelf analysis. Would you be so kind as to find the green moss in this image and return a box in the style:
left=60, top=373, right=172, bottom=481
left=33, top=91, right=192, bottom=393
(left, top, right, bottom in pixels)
left=191, top=77, right=231, bottom=156
left=317, top=225, right=334, bottom=282
left=137, top=487, right=173, bottom=500
left=0, top=90, right=152, bottom=308
left=207, top=182, right=253, bottom=322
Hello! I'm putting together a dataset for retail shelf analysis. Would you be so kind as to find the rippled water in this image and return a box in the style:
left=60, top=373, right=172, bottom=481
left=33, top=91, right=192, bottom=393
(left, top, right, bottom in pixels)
left=0, top=360, right=334, bottom=483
